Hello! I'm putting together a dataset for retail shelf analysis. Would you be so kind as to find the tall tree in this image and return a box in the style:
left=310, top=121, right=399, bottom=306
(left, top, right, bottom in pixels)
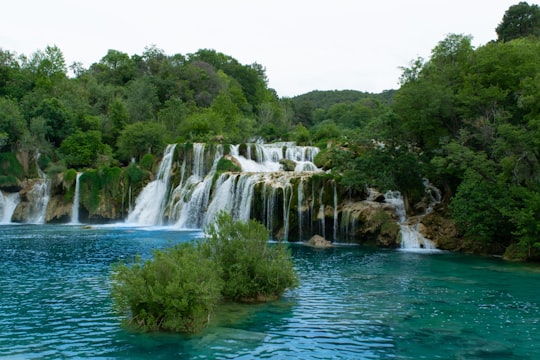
left=496, top=1, right=540, bottom=42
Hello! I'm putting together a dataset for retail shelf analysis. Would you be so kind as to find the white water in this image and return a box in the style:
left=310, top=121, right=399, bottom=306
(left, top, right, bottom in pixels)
left=123, top=142, right=337, bottom=241
left=170, top=143, right=321, bottom=232
left=230, top=143, right=320, bottom=173
left=70, top=173, right=82, bottom=224
left=297, top=177, right=305, bottom=240
left=126, top=144, right=177, bottom=226
left=333, top=182, right=339, bottom=241
left=0, top=192, right=20, bottom=224
left=384, top=190, right=438, bottom=251
left=172, top=144, right=223, bottom=228
left=26, top=155, right=51, bottom=224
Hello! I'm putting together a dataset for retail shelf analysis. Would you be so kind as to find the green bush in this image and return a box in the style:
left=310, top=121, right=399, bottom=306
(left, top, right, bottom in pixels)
left=111, top=243, right=223, bottom=333
left=111, top=213, right=298, bottom=333
left=139, top=153, right=155, bottom=172
left=200, top=212, right=299, bottom=301
left=0, top=152, right=24, bottom=179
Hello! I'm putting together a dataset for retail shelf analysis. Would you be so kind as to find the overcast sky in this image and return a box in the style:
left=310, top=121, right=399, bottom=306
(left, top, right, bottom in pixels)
left=0, top=0, right=533, bottom=97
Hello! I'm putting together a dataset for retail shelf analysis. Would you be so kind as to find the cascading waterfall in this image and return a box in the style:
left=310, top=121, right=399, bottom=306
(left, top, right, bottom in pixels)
left=26, top=154, right=51, bottom=224
left=126, top=144, right=177, bottom=226
left=297, top=177, right=304, bottom=241
left=125, top=141, right=343, bottom=241
left=70, top=172, right=82, bottom=224
left=384, top=190, right=438, bottom=250
left=172, top=144, right=223, bottom=228
left=281, top=178, right=293, bottom=241
left=333, top=182, right=339, bottom=242
left=318, top=186, right=326, bottom=239
left=0, top=192, right=20, bottom=224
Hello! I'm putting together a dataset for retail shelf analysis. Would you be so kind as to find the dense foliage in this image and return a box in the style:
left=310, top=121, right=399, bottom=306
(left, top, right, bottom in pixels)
left=201, top=212, right=299, bottom=301
left=111, top=213, right=298, bottom=333
left=111, top=244, right=223, bottom=333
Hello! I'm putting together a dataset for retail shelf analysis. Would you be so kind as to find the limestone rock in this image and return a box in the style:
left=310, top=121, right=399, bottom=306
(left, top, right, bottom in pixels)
left=419, top=205, right=459, bottom=250
left=304, top=235, right=333, bottom=248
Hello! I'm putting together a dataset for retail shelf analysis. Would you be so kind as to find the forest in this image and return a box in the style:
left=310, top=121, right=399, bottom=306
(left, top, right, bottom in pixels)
left=1, top=2, right=540, bottom=259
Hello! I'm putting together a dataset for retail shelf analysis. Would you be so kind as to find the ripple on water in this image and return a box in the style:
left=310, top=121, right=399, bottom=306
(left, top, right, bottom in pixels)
left=1, top=226, right=540, bottom=359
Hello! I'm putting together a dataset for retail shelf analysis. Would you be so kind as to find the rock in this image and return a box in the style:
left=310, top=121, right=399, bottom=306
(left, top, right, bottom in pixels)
left=304, top=235, right=333, bottom=248
left=279, top=159, right=296, bottom=171
left=419, top=206, right=459, bottom=250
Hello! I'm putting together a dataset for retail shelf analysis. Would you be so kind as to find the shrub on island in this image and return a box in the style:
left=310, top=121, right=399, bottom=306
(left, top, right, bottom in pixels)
left=111, top=212, right=298, bottom=333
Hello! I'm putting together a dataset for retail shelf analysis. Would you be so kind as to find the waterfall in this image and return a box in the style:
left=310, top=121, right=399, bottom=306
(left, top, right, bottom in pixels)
left=122, top=141, right=331, bottom=240
left=26, top=154, right=51, bottom=224
left=230, top=143, right=320, bottom=173
left=204, top=173, right=258, bottom=226
left=384, top=190, right=438, bottom=251
left=126, top=144, right=177, bottom=226
left=318, top=186, right=325, bottom=239
left=171, top=144, right=223, bottom=228
left=70, top=172, right=82, bottom=224
left=0, top=192, right=20, bottom=224
left=297, top=177, right=304, bottom=241
left=282, top=179, right=293, bottom=241
left=169, top=142, right=321, bottom=235
left=333, top=182, right=338, bottom=242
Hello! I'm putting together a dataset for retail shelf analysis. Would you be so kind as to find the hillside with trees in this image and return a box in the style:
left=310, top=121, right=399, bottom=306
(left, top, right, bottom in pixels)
left=2, top=2, right=540, bottom=259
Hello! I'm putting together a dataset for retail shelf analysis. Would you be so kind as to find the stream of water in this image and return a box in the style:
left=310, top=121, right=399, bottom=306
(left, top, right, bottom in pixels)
left=1, top=225, right=539, bottom=359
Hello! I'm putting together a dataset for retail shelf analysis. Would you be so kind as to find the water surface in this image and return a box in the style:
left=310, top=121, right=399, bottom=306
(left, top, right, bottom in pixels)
left=0, top=225, right=539, bottom=359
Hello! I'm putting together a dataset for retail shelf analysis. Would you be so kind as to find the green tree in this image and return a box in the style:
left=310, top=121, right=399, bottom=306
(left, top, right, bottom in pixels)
left=0, top=97, right=28, bottom=151
left=157, top=97, right=190, bottom=133
left=125, top=77, right=160, bottom=123
left=394, top=34, right=473, bottom=153
left=116, top=122, right=166, bottom=162
left=91, top=49, right=136, bottom=85
left=20, top=45, right=67, bottom=89
left=32, top=97, right=73, bottom=147
left=58, top=130, right=109, bottom=168
left=450, top=169, right=513, bottom=249
left=508, top=186, right=540, bottom=258
left=496, top=1, right=540, bottom=42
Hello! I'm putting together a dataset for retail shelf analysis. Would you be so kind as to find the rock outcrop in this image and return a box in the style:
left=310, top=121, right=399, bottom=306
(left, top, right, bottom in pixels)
left=304, top=235, right=333, bottom=248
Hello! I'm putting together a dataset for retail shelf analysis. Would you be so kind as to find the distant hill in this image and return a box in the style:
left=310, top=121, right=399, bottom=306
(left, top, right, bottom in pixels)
left=290, top=89, right=396, bottom=111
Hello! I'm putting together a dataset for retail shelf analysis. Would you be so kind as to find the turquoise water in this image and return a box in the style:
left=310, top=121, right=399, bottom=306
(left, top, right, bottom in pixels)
left=1, top=225, right=539, bottom=359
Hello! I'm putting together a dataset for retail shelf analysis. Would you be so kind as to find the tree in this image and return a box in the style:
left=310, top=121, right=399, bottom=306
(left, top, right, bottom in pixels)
left=450, top=169, right=513, bottom=249
left=157, top=97, right=190, bottom=134
left=116, top=122, right=166, bottom=162
left=58, top=130, right=109, bottom=168
left=0, top=97, right=28, bottom=151
left=91, top=49, right=136, bottom=85
left=496, top=1, right=540, bottom=42
left=125, top=77, right=160, bottom=123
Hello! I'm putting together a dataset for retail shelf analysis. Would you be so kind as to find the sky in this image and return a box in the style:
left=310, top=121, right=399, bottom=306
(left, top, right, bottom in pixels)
left=0, top=0, right=534, bottom=97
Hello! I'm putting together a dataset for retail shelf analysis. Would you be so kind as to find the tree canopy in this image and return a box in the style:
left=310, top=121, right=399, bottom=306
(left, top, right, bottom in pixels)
left=496, top=1, right=540, bottom=42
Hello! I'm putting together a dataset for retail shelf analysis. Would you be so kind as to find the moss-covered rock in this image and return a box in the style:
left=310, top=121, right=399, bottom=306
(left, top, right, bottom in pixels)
left=216, top=155, right=242, bottom=173
left=279, top=159, right=296, bottom=171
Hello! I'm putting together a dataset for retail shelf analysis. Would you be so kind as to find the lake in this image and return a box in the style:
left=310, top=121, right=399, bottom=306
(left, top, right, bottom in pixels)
left=0, top=224, right=539, bottom=359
